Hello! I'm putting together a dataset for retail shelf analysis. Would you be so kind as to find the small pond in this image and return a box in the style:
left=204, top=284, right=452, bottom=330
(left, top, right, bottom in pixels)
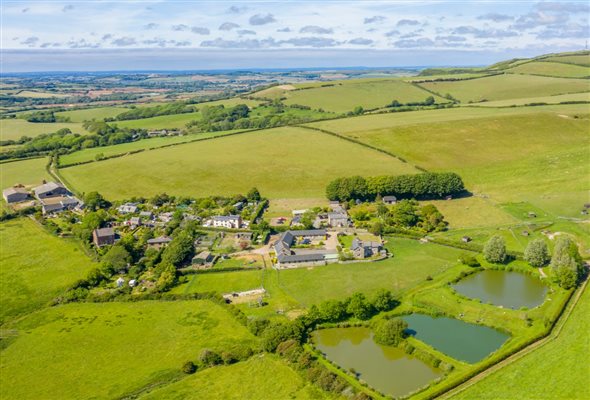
left=452, top=270, right=548, bottom=309
left=402, top=314, right=509, bottom=364
left=312, top=327, right=442, bottom=397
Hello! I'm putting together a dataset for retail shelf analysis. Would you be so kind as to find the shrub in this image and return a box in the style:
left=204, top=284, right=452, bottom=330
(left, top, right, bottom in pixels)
left=198, top=349, right=222, bottom=366
left=459, top=253, right=480, bottom=267
left=373, top=318, right=408, bottom=346
left=181, top=361, right=197, bottom=374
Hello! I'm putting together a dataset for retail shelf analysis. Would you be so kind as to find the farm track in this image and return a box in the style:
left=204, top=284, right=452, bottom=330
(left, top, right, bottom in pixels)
left=438, top=277, right=588, bottom=399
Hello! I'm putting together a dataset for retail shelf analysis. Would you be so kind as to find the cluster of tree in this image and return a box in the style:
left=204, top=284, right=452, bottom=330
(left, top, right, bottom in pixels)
left=181, top=344, right=255, bottom=375
left=484, top=235, right=583, bottom=289
left=387, top=96, right=436, bottom=108
left=24, top=110, right=70, bottom=123
left=0, top=93, right=142, bottom=108
left=109, top=102, right=195, bottom=121
left=1, top=124, right=145, bottom=161
left=359, top=200, right=447, bottom=235
left=372, top=317, right=408, bottom=346
left=326, top=172, right=465, bottom=202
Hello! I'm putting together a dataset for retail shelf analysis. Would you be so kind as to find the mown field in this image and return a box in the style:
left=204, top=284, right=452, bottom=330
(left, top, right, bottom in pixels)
left=55, top=107, right=129, bottom=122
left=277, top=237, right=464, bottom=306
left=140, top=354, right=332, bottom=400
left=59, top=126, right=418, bottom=200
left=58, top=129, right=245, bottom=166
left=0, top=218, right=95, bottom=323
left=172, top=270, right=264, bottom=295
left=1, top=119, right=87, bottom=140
left=471, top=91, right=590, bottom=107
left=505, top=61, right=590, bottom=78
left=451, top=284, right=590, bottom=400
left=0, top=300, right=259, bottom=400
left=114, top=111, right=201, bottom=130
left=418, top=74, right=589, bottom=103
left=0, top=157, right=51, bottom=188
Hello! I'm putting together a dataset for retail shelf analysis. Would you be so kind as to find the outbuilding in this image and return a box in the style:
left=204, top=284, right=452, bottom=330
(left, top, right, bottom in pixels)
left=2, top=187, right=30, bottom=203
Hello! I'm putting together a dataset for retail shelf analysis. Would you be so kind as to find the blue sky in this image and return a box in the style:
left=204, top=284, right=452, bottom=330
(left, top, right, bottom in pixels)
left=2, top=1, right=589, bottom=71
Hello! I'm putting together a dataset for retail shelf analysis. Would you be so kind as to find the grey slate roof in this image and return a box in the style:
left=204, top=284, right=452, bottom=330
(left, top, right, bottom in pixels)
left=147, top=236, right=172, bottom=244
left=95, top=227, right=115, bottom=238
left=34, top=182, right=66, bottom=197
left=277, top=253, right=324, bottom=263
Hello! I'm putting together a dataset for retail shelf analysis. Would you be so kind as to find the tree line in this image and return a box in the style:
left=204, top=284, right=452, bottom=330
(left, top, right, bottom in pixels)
left=108, top=102, right=195, bottom=121
left=326, top=172, right=465, bottom=202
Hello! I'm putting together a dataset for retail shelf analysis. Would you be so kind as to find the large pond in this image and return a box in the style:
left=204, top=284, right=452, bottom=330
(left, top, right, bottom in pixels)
left=402, top=314, right=509, bottom=363
left=312, top=327, right=442, bottom=397
left=452, top=270, right=548, bottom=309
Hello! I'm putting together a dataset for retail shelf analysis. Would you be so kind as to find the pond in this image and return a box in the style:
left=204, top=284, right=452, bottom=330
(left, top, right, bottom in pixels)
left=312, top=327, right=442, bottom=397
left=452, top=270, right=548, bottom=309
left=402, top=314, right=509, bottom=363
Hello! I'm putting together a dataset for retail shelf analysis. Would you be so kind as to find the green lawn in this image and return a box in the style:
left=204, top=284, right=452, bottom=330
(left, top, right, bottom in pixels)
left=0, top=157, right=51, bottom=188
left=55, top=107, right=129, bottom=122
left=506, top=61, right=590, bottom=78
left=451, top=284, right=590, bottom=400
left=140, top=354, right=332, bottom=400
left=0, top=218, right=96, bottom=323
left=282, top=79, right=446, bottom=112
left=58, top=130, right=244, bottom=166
left=172, top=270, right=264, bottom=295
left=0, top=300, right=258, bottom=400
left=59, top=126, right=418, bottom=200
left=418, top=74, right=589, bottom=103
left=1, top=119, right=87, bottom=141
left=278, top=237, right=464, bottom=306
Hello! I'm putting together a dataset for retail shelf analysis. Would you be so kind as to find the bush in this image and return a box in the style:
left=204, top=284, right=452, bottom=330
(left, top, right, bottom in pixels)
left=198, top=349, right=222, bottom=366
left=459, top=253, right=480, bottom=267
left=373, top=318, right=408, bottom=346
left=181, top=361, right=197, bottom=374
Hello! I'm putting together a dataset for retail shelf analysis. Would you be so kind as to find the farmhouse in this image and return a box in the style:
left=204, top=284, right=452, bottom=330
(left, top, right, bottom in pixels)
left=383, top=196, right=397, bottom=205
left=272, top=229, right=329, bottom=267
left=206, top=215, right=244, bottom=229
left=351, top=238, right=384, bottom=259
left=146, top=236, right=172, bottom=249
left=92, top=227, right=115, bottom=247
left=33, top=182, right=68, bottom=199
left=40, top=196, right=82, bottom=215
left=2, top=187, right=30, bottom=203
left=328, top=212, right=350, bottom=228
left=118, top=203, right=138, bottom=214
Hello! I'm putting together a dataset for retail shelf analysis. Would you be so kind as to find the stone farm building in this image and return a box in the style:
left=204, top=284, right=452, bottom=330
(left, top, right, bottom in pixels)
left=192, top=250, right=214, bottom=266
left=93, top=227, right=115, bottom=247
left=2, top=187, right=30, bottom=203
left=273, top=229, right=330, bottom=268
left=383, top=196, right=397, bottom=205
left=351, top=238, right=384, bottom=259
left=118, top=203, right=139, bottom=214
left=33, top=182, right=68, bottom=199
left=147, top=236, right=172, bottom=249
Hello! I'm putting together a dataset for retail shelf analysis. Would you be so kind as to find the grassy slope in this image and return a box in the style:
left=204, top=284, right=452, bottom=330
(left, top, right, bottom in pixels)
left=0, top=119, right=87, bottom=141
left=418, top=74, right=589, bottom=103
left=140, top=354, right=332, bottom=400
left=0, top=157, right=51, bottom=188
left=114, top=111, right=201, bottom=129
left=472, top=92, right=589, bottom=107
left=0, top=218, right=96, bottom=323
left=277, top=237, right=464, bottom=306
left=59, top=126, right=418, bottom=200
left=542, top=54, right=590, bottom=67
left=452, top=285, right=590, bottom=400
left=506, top=61, right=590, bottom=78
left=172, top=270, right=264, bottom=295
left=283, top=80, right=445, bottom=112
left=55, top=107, right=128, bottom=122
left=58, top=130, right=245, bottom=166
left=0, top=300, right=258, bottom=400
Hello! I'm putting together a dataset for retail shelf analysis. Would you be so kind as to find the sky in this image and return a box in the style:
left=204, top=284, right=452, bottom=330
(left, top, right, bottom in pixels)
left=2, top=0, right=589, bottom=72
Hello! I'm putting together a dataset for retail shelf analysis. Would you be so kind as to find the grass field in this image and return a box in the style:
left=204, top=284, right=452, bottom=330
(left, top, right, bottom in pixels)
left=59, top=126, right=418, bottom=200
left=418, top=74, right=589, bottom=103
left=114, top=112, right=201, bottom=130
left=58, top=130, right=245, bottom=166
left=140, top=354, right=332, bottom=400
left=277, top=237, right=464, bottom=306
left=0, top=300, right=258, bottom=400
left=282, top=80, right=446, bottom=112
left=172, top=270, right=264, bottom=295
left=506, top=61, right=590, bottom=78
left=0, top=157, right=51, bottom=188
left=266, top=197, right=329, bottom=218
left=543, top=54, right=590, bottom=67
left=451, top=284, right=590, bottom=400
left=471, top=92, right=590, bottom=107
left=1, top=119, right=87, bottom=141
left=55, top=107, right=129, bottom=122
left=0, top=218, right=96, bottom=323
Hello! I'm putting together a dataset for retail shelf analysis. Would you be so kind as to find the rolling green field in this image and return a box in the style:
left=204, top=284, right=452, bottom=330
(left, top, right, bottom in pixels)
left=282, top=80, right=446, bottom=112
left=543, top=54, right=590, bottom=67
left=58, top=130, right=245, bottom=166
left=0, top=218, right=95, bottom=323
left=59, top=126, right=418, bottom=200
left=172, top=270, right=264, bottom=295
left=140, top=354, right=332, bottom=400
left=0, top=157, right=51, bottom=188
left=114, top=111, right=201, bottom=130
left=452, top=285, right=590, bottom=400
left=278, top=237, right=464, bottom=306
left=0, top=300, right=258, bottom=400
left=1, top=119, right=87, bottom=141
left=55, top=107, right=128, bottom=122
left=418, top=74, right=589, bottom=103
left=471, top=91, right=590, bottom=107
left=506, top=61, right=590, bottom=78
